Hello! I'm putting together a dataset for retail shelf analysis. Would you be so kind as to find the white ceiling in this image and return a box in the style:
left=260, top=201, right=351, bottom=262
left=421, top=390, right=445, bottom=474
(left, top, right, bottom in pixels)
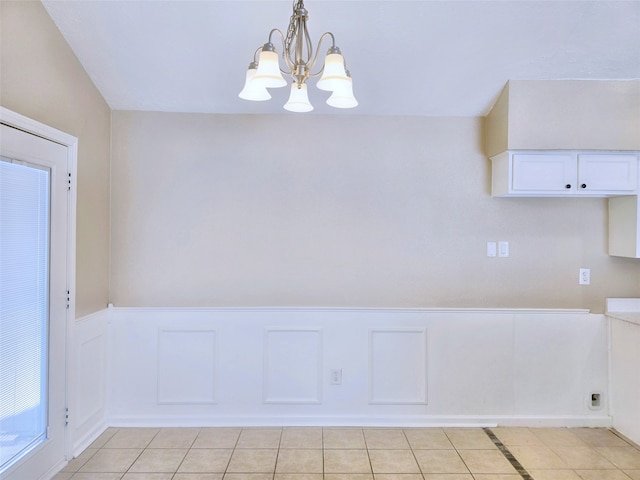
left=41, top=0, right=640, bottom=116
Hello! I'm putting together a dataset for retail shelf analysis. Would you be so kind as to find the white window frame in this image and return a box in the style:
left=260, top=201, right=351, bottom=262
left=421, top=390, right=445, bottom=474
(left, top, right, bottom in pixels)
left=0, top=106, right=78, bottom=463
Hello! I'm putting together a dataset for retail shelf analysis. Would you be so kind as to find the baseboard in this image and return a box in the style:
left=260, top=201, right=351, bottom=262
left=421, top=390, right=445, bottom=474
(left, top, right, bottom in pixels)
left=40, top=458, right=68, bottom=480
left=107, top=414, right=612, bottom=429
left=487, top=415, right=612, bottom=428
left=72, top=421, right=108, bottom=457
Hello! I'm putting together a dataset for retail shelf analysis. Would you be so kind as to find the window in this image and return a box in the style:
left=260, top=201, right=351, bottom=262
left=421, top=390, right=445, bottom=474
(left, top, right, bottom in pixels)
left=0, top=158, right=50, bottom=472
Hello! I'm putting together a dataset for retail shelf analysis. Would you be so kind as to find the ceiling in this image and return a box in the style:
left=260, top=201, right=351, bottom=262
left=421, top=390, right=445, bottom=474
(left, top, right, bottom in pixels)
left=41, top=0, right=640, bottom=117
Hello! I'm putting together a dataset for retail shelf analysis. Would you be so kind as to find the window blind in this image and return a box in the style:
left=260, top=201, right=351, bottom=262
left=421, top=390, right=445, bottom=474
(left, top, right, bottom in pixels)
left=0, top=157, right=50, bottom=471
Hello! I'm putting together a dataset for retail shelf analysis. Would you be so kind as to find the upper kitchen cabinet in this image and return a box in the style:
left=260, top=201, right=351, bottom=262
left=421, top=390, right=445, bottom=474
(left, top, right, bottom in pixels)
left=579, top=153, right=638, bottom=193
left=485, top=80, right=640, bottom=198
left=491, top=150, right=638, bottom=197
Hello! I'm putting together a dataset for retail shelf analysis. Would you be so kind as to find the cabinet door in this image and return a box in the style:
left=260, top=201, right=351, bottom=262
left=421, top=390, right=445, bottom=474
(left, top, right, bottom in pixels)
left=511, top=153, right=576, bottom=193
left=578, top=153, right=638, bottom=193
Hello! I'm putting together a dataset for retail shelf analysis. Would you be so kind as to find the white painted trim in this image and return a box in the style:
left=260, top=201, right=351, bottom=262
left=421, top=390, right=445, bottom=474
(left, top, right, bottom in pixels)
left=76, top=334, right=107, bottom=423
left=368, top=328, right=428, bottom=405
left=262, top=327, right=323, bottom=404
left=71, top=308, right=109, bottom=457
left=71, top=422, right=108, bottom=458
left=109, top=305, right=592, bottom=315
left=37, top=459, right=68, bottom=480
left=0, top=107, right=78, bottom=468
left=0, top=107, right=78, bottom=146
left=106, top=307, right=609, bottom=430
left=606, top=298, right=640, bottom=313
left=106, top=414, right=612, bottom=429
left=73, top=307, right=110, bottom=326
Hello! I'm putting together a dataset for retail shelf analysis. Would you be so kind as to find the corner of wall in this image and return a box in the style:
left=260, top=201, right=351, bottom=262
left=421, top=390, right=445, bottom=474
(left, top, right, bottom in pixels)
left=484, top=81, right=510, bottom=158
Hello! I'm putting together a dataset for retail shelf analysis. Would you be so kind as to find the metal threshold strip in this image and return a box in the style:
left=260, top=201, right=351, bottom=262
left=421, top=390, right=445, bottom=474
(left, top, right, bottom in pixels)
left=483, top=427, right=534, bottom=480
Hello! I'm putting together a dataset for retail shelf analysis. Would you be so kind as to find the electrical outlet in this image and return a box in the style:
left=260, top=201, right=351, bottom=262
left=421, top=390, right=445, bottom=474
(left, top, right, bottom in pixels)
left=330, top=368, right=342, bottom=385
left=579, top=268, right=591, bottom=285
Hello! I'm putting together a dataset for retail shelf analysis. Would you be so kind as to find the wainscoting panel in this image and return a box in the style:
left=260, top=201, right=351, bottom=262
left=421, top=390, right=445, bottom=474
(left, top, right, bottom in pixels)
left=369, top=328, right=427, bottom=404
left=157, top=329, right=217, bottom=404
left=105, top=307, right=611, bottom=427
left=77, top=334, right=106, bottom=422
left=513, top=313, right=608, bottom=416
left=610, top=315, right=640, bottom=445
left=71, top=309, right=109, bottom=455
left=263, top=328, right=322, bottom=404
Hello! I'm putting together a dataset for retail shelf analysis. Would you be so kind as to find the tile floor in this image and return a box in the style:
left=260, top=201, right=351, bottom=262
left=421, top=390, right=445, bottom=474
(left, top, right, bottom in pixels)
left=52, top=426, right=640, bottom=480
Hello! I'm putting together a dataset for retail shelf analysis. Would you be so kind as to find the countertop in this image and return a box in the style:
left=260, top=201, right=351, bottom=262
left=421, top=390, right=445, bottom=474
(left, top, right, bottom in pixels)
left=606, top=311, right=640, bottom=326
left=605, top=298, right=640, bottom=326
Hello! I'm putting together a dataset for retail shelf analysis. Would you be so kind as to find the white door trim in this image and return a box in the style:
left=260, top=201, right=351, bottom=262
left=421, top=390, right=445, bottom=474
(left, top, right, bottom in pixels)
left=0, top=106, right=78, bottom=469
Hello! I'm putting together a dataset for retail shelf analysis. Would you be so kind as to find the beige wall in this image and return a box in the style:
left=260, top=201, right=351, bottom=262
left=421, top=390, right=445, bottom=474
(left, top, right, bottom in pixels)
left=111, top=111, right=640, bottom=313
left=0, top=1, right=111, bottom=317
left=486, top=80, right=640, bottom=157
left=2, top=2, right=637, bottom=315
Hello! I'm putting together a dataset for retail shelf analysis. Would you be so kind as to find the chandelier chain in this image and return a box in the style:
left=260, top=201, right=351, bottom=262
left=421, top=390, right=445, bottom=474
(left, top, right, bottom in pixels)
left=284, top=0, right=303, bottom=55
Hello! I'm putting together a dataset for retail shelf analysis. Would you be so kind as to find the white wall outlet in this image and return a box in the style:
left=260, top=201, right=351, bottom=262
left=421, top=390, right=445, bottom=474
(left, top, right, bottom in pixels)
left=330, top=368, right=342, bottom=385
left=579, top=268, right=591, bottom=285
left=498, top=241, right=509, bottom=257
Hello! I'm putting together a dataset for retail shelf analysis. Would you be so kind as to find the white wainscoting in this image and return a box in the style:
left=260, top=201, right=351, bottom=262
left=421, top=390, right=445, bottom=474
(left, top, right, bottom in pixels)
left=70, top=309, right=110, bottom=456
left=157, top=329, right=217, bottom=405
left=104, top=307, right=611, bottom=428
left=263, top=328, right=323, bottom=404
left=610, top=316, right=640, bottom=444
left=369, top=328, right=428, bottom=405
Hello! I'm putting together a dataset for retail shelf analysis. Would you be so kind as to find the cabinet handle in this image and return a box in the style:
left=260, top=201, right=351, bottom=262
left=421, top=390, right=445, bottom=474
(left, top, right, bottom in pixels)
left=565, top=184, right=572, bottom=189
left=581, top=183, right=587, bottom=189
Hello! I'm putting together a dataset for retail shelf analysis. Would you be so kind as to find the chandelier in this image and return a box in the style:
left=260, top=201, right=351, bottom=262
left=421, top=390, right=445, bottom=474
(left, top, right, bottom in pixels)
left=238, top=0, right=357, bottom=112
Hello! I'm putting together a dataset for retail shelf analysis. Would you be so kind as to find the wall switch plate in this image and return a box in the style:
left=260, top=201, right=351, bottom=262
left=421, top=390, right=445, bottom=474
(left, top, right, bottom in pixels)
left=579, top=268, right=591, bottom=285
left=498, top=241, right=509, bottom=257
left=487, top=242, right=497, bottom=257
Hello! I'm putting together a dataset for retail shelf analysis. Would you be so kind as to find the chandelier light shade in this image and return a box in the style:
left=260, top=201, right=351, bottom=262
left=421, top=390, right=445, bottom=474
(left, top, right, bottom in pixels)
left=316, top=50, right=349, bottom=92
left=284, top=82, right=314, bottom=112
left=238, top=62, right=272, bottom=101
left=326, top=74, right=358, bottom=109
left=253, top=49, right=287, bottom=88
left=239, top=0, right=357, bottom=112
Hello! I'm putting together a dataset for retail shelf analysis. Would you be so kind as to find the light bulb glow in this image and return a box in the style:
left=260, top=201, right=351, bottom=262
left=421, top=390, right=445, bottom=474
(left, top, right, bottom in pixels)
left=316, top=53, right=349, bottom=91
left=253, top=50, right=287, bottom=88
left=326, top=76, right=358, bottom=108
left=284, top=82, right=313, bottom=112
left=238, top=67, right=272, bottom=101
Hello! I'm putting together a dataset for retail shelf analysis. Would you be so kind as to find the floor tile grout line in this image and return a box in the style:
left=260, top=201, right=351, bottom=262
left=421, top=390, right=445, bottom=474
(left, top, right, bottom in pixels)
left=170, top=427, right=202, bottom=478
left=275, top=427, right=282, bottom=480
left=402, top=428, right=427, bottom=480
left=230, top=426, right=243, bottom=476
left=443, top=428, right=474, bottom=478
left=116, top=428, right=159, bottom=477
left=363, top=428, right=376, bottom=475
left=64, top=426, right=640, bottom=479
left=611, top=428, right=640, bottom=453
left=483, top=427, right=534, bottom=480
left=321, top=426, right=327, bottom=476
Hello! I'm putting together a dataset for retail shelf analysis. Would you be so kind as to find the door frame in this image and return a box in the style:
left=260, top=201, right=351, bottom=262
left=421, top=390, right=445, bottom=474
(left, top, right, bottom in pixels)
left=0, top=106, right=78, bottom=467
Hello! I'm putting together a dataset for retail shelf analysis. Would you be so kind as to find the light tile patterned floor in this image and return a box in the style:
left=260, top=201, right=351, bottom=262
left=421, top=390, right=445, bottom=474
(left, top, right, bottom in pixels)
left=51, top=427, right=640, bottom=480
